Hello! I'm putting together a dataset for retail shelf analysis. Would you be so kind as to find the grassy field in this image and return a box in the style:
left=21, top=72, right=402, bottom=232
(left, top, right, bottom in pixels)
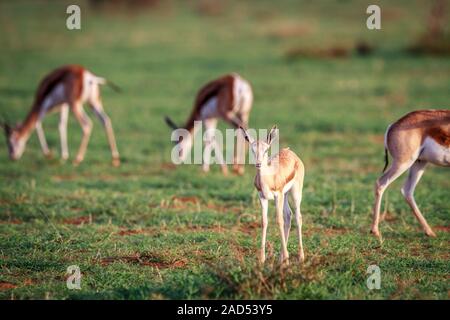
left=0, top=0, right=449, bottom=299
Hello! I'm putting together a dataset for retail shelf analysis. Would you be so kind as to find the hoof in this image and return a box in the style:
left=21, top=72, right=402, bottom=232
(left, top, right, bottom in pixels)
left=425, top=229, right=437, bottom=238
left=279, top=256, right=290, bottom=266
left=112, top=158, right=121, bottom=167
left=72, top=159, right=82, bottom=166
left=370, top=228, right=381, bottom=238
left=298, top=252, right=305, bottom=264
left=232, top=165, right=245, bottom=176
left=44, top=152, right=54, bottom=160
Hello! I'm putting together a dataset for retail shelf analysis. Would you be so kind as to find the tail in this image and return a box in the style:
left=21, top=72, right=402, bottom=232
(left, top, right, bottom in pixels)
left=164, top=116, right=178, bottom=130
left=382, top=124, right=392, bottom=173
left=382, top=147, right=389, bottom=173
left=96, top=76, right=121, bottom=93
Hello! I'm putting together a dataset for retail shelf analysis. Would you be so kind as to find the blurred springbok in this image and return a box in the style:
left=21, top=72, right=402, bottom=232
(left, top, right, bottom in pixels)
left=1, top=65, right=120, bottom=166
left=240, top=126, right=305, bottom=265
left=371, top=109, right=450, bottom=238
left=165, top=73, right=253, bottom=175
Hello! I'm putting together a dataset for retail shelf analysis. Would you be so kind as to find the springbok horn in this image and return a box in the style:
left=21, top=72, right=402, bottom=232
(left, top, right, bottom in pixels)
left=267, top=125, right=278, bottom=144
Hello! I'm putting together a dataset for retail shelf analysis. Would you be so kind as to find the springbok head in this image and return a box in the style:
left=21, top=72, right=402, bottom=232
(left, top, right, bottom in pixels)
left=2, top=121, right=26, bottom=160
left=240, top=125, right=278, bottom=168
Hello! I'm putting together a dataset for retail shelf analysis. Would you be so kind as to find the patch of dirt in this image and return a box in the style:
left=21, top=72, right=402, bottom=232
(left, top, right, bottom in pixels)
left=175, top=225, right=226, bottom=234
left=0, top=282, right=17, bottom=290
left=322, top=227, right=349, bottom=236
left=267, top=23, right=312, bottom=39
left=0, top=218, right=23, bottom=225
left=196, top=0, right=225, bottom=16
left=62, top=216, right=91, bottom=225
left=235, top=221, right=260, bottom=235
left=381, top=212, right=397, bottom=222
left=434, top=225, right=450, bottom=232
left=160, top=162, right=177, bottom=171
left=52, top=174, right=78, bottom=182
left=285, top=46, right=350, bottom=60
left=116, top=228, right=149, bottom=236
left=156, top=196, right=201, bottom=210
left=99, top=253, right=187, bottom=269
left=305, top=226, right=349, bottom=237
left=369, top=134, right=385, bottom=145
left=229, top=242, right=255, bottom=263
left=172, top=196, right=200, bottom=204
left=152, top=196, right=242, bottom=214
left=285, top=41, right=375, bottom=61
left=205, top=202, right=242, bottom=214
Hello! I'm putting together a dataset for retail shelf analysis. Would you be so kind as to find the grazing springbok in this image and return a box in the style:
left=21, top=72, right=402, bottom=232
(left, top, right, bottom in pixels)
left=165, top=73, right=253, bottom=175
left=371, top=109, right=450, bottom=238
left=240, top=125, right=305, bottom=265
left=1, top=65, right=120, bottom=166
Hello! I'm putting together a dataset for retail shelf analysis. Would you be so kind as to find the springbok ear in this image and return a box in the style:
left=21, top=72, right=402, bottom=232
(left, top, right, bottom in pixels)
left=267, top=125, right=278, bottom=145
left=239, top=126, right=253, bottom=143
left=164, top=116, right=178, bottom=130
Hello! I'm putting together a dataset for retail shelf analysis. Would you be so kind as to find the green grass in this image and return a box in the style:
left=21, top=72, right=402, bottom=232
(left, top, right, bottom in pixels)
left=0, top=0, right=449, bottom=299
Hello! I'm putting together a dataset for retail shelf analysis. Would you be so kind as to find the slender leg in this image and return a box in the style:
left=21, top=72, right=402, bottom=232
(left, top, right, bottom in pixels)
left=212, top=138, right=227, bottom=175
left=202, top=120, right=214, bottom=173
left=401, top=160, right=436, bottom=237
left=202, top=118, right=227, bottom=174
left=90, top=101, right=120, bottom=166
left=72, top=104, right=92, bottom=165
left=59, top=104, right=69, bottom=160
left=35, top=121, right=51, bottom=157
left=233, top=134, right=246, bottom=175
left=371, top=160, right=413, bottom=238
left=275, top=193, right=289, bottom=265
left=259, top=194, right=269, bottom=264
left=291, top=180, right=305, bottom=262
left=229, top=114, right=246, bottom=175
left=283, top=193, right=292, bottom=245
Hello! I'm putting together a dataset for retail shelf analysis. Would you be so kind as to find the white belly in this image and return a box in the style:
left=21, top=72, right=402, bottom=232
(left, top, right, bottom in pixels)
left=261, top=186, right=275, bottom=200
left=260, top=177, right=295, bottom=201
left=420, top=137, right=450, bottom=166
left=41, top=84, right=66, bottom=113
left=199, top=97, right=219, bottom=119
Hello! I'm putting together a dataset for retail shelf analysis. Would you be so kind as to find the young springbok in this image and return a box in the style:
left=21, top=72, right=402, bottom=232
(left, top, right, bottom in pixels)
left=240, top=126, right=305, bottom=265
left=1, top=65, right=120, bottom=166
left=371, top=109, right=450, bottom=238
left=165, top=73, right=253, bottom=175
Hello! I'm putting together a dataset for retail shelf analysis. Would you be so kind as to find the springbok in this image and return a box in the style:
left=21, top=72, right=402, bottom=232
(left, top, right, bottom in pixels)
left=165, top=73, right=253, bottom=175
left=371, top=109, right=450, bottom=238
left=240, top=125, right=305, bottom=265
left=1, top=65, right=120, bottom=166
